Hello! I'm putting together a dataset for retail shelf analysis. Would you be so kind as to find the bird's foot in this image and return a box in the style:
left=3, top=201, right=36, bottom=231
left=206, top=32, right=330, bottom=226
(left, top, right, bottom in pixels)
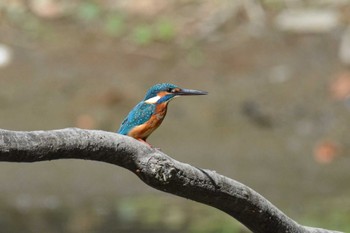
left=137, top=139, right=152, bottom=147
left=137, top=139, right=161, bottom=150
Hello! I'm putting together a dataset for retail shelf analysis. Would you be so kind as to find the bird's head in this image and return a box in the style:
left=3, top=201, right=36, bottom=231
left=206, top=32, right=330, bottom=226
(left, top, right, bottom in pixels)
left=143, top=83, right=207, bottom=104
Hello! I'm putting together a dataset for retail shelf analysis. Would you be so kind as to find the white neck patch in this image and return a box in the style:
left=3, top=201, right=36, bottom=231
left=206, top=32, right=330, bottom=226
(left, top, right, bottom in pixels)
left=145, top=95, right=161, bottom=104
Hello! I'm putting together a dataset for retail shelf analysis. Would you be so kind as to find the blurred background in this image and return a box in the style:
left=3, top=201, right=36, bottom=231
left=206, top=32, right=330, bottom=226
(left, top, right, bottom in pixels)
left=0, top=0, right=350, bottom=232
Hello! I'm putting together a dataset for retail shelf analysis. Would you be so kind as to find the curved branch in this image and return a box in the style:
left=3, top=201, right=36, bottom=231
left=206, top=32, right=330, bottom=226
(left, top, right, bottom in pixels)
left=0, top=128, right=343, bottom=233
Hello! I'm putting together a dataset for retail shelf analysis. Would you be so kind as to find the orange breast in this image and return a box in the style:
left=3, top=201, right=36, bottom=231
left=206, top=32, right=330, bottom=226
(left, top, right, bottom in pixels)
left=128, top=103, right=168, bottom=140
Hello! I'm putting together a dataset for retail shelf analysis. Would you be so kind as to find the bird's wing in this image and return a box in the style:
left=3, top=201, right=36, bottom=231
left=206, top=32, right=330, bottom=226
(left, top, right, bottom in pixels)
left=117, top=102, right=155, bottom=135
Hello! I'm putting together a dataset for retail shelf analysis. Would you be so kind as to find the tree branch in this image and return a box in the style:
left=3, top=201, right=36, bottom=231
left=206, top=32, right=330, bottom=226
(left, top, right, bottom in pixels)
left=0, top=128, right=343, bottom=233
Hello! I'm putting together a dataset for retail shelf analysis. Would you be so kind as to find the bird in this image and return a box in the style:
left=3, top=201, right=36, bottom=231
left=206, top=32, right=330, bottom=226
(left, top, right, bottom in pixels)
left=118, top=83, right=207, bottom=145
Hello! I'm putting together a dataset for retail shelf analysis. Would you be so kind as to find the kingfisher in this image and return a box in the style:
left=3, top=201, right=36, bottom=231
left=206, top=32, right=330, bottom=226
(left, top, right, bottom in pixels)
left=118, top=83, right=207, bottom=145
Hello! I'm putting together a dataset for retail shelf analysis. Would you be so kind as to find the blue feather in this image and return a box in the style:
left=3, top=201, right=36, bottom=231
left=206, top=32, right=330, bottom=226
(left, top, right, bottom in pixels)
left=118, top=102, right=155, bottom=135
left=143, top=83, right=178, bottom=100
left=157, top=94, right=174, bottom=104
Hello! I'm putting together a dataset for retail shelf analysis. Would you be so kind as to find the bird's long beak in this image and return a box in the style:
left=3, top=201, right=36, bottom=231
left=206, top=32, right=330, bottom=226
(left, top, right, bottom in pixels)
left=175, top=88, right=208, bottom=96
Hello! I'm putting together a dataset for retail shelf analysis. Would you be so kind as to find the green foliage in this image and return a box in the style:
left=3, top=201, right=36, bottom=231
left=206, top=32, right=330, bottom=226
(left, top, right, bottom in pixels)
left=18, top=14, right=54, bottom=40
left=132, top=19, right=176, bottom=45
left=77, top=2, right=101, bottom=22
left=116, top=200, right=138, bottom=223
left=155, top=19, right=175, bottom=41
left=132, top=25, right=154, bottom=45
left=104, top=14, right=125, bottom=37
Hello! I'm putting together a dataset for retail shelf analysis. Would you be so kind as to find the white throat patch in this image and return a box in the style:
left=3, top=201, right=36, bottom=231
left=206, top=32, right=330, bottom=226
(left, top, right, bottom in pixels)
left=145, top=95, right=161, bottom=104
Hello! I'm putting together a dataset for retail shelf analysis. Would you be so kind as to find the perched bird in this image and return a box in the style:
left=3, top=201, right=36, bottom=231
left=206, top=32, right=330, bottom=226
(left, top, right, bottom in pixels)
left=118, top=83, right=207, bottom=145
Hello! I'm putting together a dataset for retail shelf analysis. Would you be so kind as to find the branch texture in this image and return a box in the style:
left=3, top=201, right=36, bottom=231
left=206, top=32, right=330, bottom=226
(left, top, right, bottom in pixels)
left=0, top=128, right=343, bottom=233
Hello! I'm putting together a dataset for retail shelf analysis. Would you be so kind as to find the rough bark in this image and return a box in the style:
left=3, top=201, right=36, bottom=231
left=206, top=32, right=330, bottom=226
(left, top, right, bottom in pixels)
left=0, top=128, right=343, bottom=233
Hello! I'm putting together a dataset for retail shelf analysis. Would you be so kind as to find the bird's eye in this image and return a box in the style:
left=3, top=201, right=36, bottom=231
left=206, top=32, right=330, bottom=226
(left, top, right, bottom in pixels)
left=167, top=88, right=173, bottom=92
